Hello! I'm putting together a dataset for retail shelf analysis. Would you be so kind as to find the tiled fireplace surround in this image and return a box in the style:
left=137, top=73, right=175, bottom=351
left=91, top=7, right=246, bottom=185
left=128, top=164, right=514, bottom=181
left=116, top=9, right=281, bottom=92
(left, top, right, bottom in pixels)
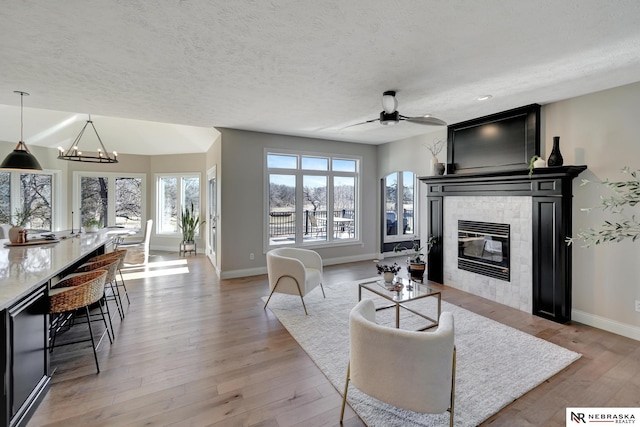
left=443, top=196, right=532, bottom=312
left=421, top=166, right=586, bottom=323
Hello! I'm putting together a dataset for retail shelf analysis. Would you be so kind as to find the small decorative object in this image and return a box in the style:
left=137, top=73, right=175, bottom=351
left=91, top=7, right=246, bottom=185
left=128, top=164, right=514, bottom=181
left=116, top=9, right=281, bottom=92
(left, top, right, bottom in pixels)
left=424, top=138, right=445, bottom=176
left=528, top=155, right=546, bottom=177
left=83, top=218, right=102, bottom=233
left=385, top=281, right=404, bottom=291
left=376, top=263, right=401, bottom=283
left=434, top=163, right=445, bottom=175
left=547, top=136, right=563, bottom=167
left=6, top=206, right=33, bottom=243
left=393, top=236, right=436, bottom=281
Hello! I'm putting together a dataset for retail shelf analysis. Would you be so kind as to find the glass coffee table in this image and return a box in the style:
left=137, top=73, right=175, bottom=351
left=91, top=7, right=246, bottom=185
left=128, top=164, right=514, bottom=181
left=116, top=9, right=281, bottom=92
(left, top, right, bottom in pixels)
left=358, top=276, right=441, bottom=331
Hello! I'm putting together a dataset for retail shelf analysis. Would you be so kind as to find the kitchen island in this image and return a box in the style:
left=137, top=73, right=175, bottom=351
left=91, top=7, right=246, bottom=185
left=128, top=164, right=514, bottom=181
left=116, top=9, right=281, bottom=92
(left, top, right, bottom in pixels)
left=0, top=230, right=113, bottom=427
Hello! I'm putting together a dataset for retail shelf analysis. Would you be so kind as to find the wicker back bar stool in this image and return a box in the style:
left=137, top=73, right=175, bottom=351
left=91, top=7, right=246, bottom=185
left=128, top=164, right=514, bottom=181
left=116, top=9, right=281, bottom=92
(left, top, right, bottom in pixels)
left=75, top=258, right=122, bottom=335
left=48, top=270, right=109, bottom=373
left=88, top=249, right=130, bottom=306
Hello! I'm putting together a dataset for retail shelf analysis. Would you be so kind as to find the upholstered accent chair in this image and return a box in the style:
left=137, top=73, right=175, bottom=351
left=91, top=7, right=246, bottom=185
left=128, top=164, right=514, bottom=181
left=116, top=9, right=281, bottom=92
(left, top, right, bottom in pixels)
left=340, top=299, right=456, bottom=426
left=264, top=247, right=325, bottom=315
left=117, top=219, right=153, bottom=265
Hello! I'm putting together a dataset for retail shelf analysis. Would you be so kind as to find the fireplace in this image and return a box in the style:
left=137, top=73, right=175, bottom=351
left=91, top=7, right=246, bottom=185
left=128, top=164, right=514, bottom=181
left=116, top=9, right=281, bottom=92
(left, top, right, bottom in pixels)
left=458, top=220, right=510, bottom=281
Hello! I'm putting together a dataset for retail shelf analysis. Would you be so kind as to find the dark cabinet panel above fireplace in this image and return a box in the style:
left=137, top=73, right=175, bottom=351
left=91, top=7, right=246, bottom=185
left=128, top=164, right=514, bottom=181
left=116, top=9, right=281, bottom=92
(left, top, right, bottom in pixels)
left=446, top=104, right=540, bottom=175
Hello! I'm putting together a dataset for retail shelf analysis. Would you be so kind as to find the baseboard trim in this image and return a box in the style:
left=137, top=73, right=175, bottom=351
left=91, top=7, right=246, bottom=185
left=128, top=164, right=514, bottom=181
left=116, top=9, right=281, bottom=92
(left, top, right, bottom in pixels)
left=219, top=253, right=378, bottom=280
left=221, top=266, right=267, bottom=280
left=572, top=309, right=640, bottom=342
left=322, top=253, right=377, bottom=266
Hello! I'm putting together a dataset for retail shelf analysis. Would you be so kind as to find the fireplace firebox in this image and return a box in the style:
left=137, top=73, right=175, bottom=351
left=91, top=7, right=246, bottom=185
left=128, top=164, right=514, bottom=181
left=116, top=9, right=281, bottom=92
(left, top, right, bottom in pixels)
left=458, top=220, right=510, bottom=281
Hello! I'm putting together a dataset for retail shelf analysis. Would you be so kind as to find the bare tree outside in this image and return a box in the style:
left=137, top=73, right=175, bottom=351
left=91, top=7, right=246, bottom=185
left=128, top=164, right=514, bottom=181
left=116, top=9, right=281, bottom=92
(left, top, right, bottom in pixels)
left=0, top=172, right=11, bottom=225
left=81, top=177, right=108, bottom=227
left=115, top=177, right=142, bottom=228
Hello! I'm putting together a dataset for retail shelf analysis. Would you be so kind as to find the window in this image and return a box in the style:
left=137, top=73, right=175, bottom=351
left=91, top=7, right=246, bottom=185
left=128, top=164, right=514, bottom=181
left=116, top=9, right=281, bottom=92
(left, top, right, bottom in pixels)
left=266, top=151, right=359, bottom=247
left=0, top=171, right=57, bottom=231
left=156, top=174, right=201, bottom=235
left=74, top=172, right=145, bottom=229
left=384, top=171, right=417, bottom=242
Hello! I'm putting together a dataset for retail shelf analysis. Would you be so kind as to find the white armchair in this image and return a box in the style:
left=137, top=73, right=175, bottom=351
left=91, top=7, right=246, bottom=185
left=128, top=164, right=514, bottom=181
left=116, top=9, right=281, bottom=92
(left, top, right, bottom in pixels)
left=117, top=219, right=153, bottom=265
left=340, top=298, right=456, bottom=426
left=264, top=247, right=325, bottom=315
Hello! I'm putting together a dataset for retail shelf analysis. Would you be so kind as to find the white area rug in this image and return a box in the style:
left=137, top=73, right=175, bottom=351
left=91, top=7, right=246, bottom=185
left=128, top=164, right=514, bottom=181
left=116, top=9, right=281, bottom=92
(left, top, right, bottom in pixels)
left=263, top=278, right=581, bottom=427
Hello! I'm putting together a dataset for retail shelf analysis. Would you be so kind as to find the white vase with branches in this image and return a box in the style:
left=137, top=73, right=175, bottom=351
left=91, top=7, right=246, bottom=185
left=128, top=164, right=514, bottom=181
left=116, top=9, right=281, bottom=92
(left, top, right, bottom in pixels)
left=424, top=138, right=445, bottom=175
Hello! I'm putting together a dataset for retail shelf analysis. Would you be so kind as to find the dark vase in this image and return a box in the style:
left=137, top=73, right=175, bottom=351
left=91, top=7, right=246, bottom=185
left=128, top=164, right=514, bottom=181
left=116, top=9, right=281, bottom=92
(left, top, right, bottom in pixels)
left=434, top=163, right=445, bottom=175
left=547, top=136, right=563, bottom=167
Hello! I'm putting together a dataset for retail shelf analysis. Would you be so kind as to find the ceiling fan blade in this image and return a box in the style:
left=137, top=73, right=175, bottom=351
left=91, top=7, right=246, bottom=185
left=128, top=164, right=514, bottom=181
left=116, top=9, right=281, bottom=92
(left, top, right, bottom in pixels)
left=340, top=117, right=379, bottom=130
left=400, top=115, right=447, bottom=126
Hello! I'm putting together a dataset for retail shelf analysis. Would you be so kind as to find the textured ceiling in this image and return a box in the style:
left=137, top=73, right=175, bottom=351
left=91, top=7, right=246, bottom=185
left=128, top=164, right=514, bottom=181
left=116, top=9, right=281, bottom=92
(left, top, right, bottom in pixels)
left=1, top=0, right=640, bottom=154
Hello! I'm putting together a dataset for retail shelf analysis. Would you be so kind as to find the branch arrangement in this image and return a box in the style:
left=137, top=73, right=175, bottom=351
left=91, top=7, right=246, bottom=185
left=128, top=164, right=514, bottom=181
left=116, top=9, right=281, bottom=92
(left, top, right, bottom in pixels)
left=423, top=138, right=445, bottom=157
left=568, top=167, right=640, bottom=246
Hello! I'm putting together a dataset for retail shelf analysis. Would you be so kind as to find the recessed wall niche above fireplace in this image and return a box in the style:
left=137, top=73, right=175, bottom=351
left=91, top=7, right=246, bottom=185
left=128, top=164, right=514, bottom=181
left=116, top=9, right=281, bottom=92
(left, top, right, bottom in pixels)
left=458, top=220, right=510, bottom=281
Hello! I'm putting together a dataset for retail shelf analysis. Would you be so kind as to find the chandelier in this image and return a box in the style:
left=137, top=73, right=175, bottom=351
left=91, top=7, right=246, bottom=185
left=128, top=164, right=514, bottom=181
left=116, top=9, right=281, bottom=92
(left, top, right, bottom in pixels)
left=58, top=115, right=118, bottom=163
left=0, top=91, right=43, bottom=170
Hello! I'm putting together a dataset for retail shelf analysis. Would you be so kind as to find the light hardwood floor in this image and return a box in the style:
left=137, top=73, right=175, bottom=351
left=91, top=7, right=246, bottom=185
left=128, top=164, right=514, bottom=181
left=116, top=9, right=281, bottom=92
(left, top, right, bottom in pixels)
left=28, top=252, right=639, bottom=427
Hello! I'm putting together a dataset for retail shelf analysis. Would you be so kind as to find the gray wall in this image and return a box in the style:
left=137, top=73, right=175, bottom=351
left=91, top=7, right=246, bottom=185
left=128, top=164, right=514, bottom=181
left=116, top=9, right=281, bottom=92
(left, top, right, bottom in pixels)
left=215, top=128, right=378, bottom=278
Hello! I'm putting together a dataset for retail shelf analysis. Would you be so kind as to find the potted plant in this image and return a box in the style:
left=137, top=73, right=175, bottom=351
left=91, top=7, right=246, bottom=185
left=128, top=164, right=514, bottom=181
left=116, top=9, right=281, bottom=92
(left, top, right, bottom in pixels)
left=376, top=262, right=401, bottom=283
left=178, top=202, right=205, bottom=253
left=393, top=236, right=436, bottom=281
left=528, top=155, right=546, bottom=178
left=7, top=206, right=34, bottom=243
left=83, top=218, right=102, bottom=233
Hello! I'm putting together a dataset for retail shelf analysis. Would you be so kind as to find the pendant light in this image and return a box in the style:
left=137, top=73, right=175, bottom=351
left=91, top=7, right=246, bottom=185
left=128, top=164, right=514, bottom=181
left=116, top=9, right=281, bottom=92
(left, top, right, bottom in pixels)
left=57, top=115, right=118, bottom=163
left=0, top=91, right=43, bottom=171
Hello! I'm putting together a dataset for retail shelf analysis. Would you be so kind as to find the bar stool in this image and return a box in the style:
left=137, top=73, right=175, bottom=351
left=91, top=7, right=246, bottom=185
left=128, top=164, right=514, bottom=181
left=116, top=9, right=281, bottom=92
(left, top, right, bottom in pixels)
left=75, top=258, right=122, bottom=333
left=88, top=249, right=130, bottom=306
left=48, top=270, right=109, bottom=373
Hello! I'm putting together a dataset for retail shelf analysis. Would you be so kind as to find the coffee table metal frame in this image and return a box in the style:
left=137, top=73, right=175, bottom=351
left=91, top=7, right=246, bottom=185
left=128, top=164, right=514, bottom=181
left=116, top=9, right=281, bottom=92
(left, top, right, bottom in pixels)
left=358, top=277, right=441, bottom=331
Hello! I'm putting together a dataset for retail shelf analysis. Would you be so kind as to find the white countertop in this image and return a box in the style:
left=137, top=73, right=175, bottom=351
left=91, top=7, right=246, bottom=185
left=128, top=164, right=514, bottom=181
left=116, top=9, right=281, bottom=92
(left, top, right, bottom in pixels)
left=0, top=230, right=113, bottom=310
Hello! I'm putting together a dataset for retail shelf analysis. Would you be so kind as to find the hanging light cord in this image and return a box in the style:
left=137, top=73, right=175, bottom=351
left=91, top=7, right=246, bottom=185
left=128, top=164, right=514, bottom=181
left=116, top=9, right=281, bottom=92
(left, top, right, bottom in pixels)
left=19, top=92, right=24, bottom=141
left=13, top=90, right=30, bottom=151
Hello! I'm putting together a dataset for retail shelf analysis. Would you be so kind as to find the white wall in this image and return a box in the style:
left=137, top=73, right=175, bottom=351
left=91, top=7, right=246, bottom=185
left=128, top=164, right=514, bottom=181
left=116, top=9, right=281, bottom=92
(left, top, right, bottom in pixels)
left=377, top=130, right=447, bottom=252
left=543, top=81, right=640, bottom=339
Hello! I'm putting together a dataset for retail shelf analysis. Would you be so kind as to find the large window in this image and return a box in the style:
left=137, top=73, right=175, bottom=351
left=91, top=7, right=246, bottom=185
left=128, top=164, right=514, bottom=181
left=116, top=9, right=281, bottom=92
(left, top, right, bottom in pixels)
left=0, top=171, right=56, bottom=231
left=156, top=174, right=201, bottom=235
left=266, top=150, right=359, bottom=247
left=74, top=172, right=145, bottom=229
left=384, top=171, right=417, bottom=242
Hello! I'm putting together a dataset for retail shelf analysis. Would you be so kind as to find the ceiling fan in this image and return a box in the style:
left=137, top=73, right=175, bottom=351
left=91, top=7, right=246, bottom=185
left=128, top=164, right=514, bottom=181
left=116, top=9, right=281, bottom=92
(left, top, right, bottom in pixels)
left=345, top=90, right=446, bottom=129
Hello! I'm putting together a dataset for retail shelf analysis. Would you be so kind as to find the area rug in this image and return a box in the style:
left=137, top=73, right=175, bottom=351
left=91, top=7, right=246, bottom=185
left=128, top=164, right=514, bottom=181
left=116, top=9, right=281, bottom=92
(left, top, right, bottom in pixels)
left=263, top=278, right=581, bottom=427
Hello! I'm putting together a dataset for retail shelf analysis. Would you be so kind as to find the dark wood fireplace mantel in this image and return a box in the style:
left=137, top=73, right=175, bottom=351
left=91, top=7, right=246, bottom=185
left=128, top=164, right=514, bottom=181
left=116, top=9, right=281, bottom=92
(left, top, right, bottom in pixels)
left=419, top=165, right=587, bottom=323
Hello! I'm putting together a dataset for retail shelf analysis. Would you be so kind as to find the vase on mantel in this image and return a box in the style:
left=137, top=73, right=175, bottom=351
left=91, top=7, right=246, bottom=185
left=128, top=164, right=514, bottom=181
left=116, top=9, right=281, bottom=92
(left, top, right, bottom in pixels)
left=430, top=156, right=439, bottom=176
left=547, top=136, right=564, bottom=167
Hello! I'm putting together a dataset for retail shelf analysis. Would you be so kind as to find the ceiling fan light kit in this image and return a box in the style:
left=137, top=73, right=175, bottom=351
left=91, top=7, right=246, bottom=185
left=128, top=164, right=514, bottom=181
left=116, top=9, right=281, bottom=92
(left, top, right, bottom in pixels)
left=381, top=90, right=398, bottom=114
left=345, top=90, right=447, bottom=129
